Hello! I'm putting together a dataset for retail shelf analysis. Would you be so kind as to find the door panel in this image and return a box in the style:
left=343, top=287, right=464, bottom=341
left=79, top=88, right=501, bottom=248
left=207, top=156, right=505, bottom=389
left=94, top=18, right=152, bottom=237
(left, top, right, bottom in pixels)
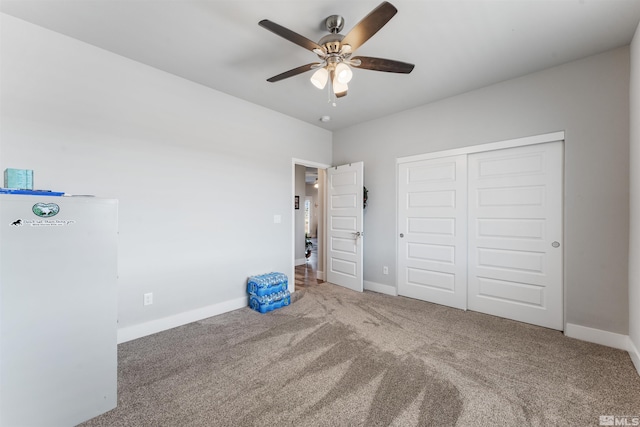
left=327, top=162, right=363, bottom=292
left=467, top=141, right=563, bottom=330
left=398, top=155, right=467, bottom=309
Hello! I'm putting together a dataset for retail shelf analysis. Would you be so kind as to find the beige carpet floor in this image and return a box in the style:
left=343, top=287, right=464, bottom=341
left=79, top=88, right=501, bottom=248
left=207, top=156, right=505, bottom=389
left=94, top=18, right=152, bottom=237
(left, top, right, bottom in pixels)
left=82, top=282, right=640, bottom=426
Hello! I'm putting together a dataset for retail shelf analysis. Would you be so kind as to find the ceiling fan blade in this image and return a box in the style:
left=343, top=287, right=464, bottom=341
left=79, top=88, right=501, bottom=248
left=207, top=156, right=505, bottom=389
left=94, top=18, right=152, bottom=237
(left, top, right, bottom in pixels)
left=341, top=2, right=397, bottom=51
left=266, top=63, right=318, bottom=83
left=351, top=56, right=414, bottom=73
left=259, top=20, right=323, bottom=52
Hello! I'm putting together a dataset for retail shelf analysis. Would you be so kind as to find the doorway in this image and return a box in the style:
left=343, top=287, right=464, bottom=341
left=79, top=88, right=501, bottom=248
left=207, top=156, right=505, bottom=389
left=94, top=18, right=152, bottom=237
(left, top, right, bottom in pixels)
left=292, top=160, right=329, bottom=292
left=292, top=160, right=366, bottom=293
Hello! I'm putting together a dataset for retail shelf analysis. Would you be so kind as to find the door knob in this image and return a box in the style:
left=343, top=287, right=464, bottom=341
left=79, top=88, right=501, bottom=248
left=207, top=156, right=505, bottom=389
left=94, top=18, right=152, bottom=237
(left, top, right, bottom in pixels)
left=399, top=233, right=404, bottom=238
left=552, top=241, right=560, bottom=248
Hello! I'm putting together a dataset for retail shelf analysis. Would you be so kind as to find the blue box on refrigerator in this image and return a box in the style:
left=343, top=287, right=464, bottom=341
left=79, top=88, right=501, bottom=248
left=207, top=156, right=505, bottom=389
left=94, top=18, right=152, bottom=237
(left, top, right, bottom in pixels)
left=4, top=169, right=33, bottom=190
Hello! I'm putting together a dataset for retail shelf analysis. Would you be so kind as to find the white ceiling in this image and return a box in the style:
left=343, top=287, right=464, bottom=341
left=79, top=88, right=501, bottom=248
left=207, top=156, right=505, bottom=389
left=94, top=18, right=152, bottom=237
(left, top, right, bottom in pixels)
left=3, top=0, right=640, bottom=131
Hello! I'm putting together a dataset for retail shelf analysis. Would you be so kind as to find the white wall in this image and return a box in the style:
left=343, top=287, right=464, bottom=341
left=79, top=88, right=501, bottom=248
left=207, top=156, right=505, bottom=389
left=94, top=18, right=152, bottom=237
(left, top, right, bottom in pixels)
left=334, top=47, right=630, bottom=335
left=0, top=15, right=332, bottom=339
left=629, top=22, right=640, bottom=371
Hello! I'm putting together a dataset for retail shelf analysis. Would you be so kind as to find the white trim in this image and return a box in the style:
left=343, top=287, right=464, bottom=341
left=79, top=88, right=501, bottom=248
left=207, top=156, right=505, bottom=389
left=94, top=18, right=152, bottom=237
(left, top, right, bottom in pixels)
left=396, top=131, right=565, bottom=164
left=564, top=323, right=630, bottom=351
left=364, top=280, right=398, bottom=296
left=292, top=158, right=332, bottom=170
left=295, top=258, right=307, bottom=266
left=629, top=338, right=640, bottom=376
left=117, top=296, right=248, bottom=344
left=317, top=270, right=325, bottom=281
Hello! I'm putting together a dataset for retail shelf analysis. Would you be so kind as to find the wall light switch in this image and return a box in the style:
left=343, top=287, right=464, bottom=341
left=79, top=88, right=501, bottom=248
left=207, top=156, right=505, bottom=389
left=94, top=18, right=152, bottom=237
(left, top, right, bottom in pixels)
left=274, top=215, right=281, bottom=224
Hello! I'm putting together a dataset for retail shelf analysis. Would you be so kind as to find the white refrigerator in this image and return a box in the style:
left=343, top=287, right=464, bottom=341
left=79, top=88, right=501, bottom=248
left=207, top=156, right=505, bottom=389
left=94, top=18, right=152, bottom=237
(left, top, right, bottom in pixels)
left=0, top=194, right=118, bottom=426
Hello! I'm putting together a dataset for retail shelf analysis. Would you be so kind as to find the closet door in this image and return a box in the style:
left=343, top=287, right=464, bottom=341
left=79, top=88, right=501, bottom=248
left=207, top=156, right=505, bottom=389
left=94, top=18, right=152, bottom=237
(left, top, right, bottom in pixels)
left=467, top=142, right=563, bottom=330
left=397, top=155, right=467, bottom=310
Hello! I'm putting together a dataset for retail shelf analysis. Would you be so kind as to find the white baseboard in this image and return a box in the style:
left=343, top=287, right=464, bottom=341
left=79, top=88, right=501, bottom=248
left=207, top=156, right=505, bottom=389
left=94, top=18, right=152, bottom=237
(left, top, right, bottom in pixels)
left=317, top=270, right=325, bottom=281
left=629, top=338, right=640, bottom=376
left=564, top=323, right=630, bottom=351
left=117, top=296, right=249, bottom=344
left=295, top=258, right=306, bottom=266
left=364, top=280, right=397, bottom=296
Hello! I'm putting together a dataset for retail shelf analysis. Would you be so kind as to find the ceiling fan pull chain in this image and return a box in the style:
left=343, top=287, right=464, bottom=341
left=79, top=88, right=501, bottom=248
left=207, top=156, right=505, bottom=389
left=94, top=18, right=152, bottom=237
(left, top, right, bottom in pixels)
left=327, top=79, right=337, bottom=106
left=332, top=79, right=338, bottom=106
left=326, top=80, right=332, bottom=104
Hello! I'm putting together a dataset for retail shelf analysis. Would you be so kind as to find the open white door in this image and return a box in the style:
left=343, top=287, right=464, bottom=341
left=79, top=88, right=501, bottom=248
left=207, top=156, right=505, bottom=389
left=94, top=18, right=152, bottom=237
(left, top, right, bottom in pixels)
left=326, top=162, right=364, bottom=292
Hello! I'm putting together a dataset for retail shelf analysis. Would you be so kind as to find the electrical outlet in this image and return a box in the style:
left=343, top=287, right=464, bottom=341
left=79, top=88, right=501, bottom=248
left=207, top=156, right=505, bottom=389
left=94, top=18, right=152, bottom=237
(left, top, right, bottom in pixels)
left=383, top=266, right=389, bottom=275
left=143, top=293, right=153, bottom=306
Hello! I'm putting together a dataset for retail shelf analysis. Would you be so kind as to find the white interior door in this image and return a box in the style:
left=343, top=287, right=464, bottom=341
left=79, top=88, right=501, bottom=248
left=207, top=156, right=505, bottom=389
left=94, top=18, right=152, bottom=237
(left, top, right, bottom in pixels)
left=326, top=162, right=364, bottom=292
left=467, top=141, right=563, bottom=330
left=397, top=155, right=468, bottom=309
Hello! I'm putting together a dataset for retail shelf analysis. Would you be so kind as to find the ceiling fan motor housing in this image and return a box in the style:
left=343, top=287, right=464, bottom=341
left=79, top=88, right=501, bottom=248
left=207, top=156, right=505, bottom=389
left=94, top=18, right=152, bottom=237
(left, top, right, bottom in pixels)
left=321, top=15, right=347, bottom=55
left=325, top=15, right=344, bottom=34
left=319, top=34, right=344, bottom=55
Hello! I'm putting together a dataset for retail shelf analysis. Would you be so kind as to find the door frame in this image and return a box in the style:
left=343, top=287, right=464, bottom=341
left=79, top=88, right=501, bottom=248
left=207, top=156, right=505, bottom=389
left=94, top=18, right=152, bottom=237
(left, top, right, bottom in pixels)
left=395, top=131, right=565, bottom=323
left=291, top=158, right=331, bottom=293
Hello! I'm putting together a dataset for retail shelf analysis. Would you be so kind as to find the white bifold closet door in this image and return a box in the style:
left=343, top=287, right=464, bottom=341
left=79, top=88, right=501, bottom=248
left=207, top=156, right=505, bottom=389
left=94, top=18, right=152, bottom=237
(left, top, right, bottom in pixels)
left=467, top=142, right=563, bottom=330
left=398, top=141, right=563, bottom=330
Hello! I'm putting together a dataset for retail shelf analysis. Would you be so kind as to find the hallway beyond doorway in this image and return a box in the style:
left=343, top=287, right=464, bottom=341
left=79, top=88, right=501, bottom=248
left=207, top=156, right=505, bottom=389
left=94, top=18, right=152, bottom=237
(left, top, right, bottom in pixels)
left=295, top=238, right=323, bottom=288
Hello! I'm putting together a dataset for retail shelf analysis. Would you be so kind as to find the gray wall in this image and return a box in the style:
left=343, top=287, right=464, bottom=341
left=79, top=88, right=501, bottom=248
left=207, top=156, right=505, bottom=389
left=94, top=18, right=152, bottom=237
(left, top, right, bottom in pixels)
left=629, top=22, right=640, bottom=359
left=334, top=47, right=630, bottom=335
left=2, top=13, right=635, bottom=344
left=0, top=15, right=332, bottom=333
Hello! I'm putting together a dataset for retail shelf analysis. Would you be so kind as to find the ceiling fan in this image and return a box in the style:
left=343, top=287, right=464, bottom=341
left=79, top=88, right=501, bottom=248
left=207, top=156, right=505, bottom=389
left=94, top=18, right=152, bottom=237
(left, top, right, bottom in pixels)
left=258, top=1, right=414, bottom=101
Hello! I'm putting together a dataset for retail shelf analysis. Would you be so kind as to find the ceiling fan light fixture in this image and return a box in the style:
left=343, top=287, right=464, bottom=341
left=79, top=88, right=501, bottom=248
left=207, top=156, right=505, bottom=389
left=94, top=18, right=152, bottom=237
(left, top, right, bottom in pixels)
left=332, top=78, right=348, bottom=95
left=335, top=62, right=353, bottom=84
left=260, top=2, right=415, bottom=102
left=310, top=67, right=329, bottom=89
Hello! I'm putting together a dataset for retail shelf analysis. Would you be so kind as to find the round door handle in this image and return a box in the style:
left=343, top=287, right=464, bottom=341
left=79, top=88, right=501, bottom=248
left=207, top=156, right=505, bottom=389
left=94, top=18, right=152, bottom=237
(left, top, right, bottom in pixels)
left=399, top=233, right=404, bottom=238
left=552, top=241, right=560, bottom=248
